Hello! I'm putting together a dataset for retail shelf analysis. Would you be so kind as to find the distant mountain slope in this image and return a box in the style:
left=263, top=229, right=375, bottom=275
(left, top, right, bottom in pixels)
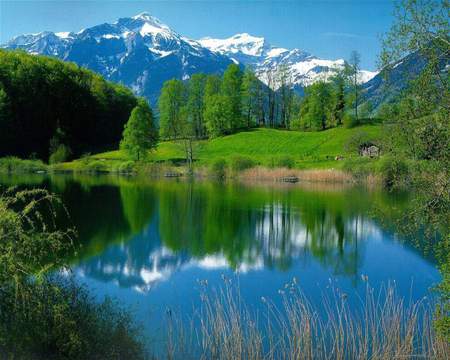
left=3, top=13, right=233, bottom=104
left=198, top=33, right=378, bottom=91
left=361, top=49, right=449, bottom=109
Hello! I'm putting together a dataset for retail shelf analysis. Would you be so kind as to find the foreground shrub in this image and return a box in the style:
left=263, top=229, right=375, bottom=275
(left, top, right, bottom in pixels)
left=210, top=158, right=227, bottom=179
left=0, top=188, right=148, bottom=359
left=230, top=156, right=255, bottom=173
left=0, top=278, right=147, bottom=360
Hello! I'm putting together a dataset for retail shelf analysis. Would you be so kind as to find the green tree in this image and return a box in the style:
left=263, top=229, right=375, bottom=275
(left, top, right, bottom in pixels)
left=204, top=94, right=232, bottom=137
left=158, top=79, right=187, bottom=139
left=347, top=50, right=361, bottom=123
left=296, top=82, right=333, bottom=131
left=277, top=65, right=294, bottom=129
left=186, top=73, right=207, bottom=138
left=120, top=98, right=158, bottom=160
left=221, top=64, right=243, bottom=131
left=331, top=71, right=346, bottom=126
left=241, top=68, right=260, bottom=129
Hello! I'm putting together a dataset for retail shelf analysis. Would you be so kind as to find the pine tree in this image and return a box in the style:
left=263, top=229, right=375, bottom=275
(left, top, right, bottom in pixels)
left=120, top=98, right=158, bottom=160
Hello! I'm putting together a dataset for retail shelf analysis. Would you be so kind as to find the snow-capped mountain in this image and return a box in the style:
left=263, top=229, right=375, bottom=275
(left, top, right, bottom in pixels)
left=3, top=13, right=378, bottom=102
left=198, top=33, right=378, bottom=89
left=3, top=13, right=233, bottom=103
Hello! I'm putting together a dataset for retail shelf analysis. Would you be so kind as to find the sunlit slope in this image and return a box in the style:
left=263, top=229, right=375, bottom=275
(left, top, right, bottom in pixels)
left=62, top=125, right=382, bottom=170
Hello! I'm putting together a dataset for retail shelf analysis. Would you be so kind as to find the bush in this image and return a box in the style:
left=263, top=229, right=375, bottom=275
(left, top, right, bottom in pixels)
left=86, top=160, right=109, bottom=173
left=343, top=113, right=359, bottom=128
left=378, top=156, right=410, bottom=188
left=344, top=131, right=376, bottom=154
left=210, top=158, right=227, bottom=179
left=230, top=156, right=255, bottom=173
left=0, top=188, right=147, bottom=359
left=269, top=156, right=295, bottom=169
left=0, top=278, right=147, bottom=360
left=49, top=144, right=71, bottom=164
left=0, top=156, right=47, bottom=173
left=342, top=157, right=376, bottom=180
left=115, top=161, right=135, bottom=174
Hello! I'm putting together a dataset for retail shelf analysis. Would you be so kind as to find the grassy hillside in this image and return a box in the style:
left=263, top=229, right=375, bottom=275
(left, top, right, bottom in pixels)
left=54, top=125, right=382, bottom=172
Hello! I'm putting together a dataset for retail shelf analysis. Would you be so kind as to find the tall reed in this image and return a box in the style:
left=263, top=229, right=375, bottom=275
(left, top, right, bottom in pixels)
left=166, top=277, right=449, bottom=360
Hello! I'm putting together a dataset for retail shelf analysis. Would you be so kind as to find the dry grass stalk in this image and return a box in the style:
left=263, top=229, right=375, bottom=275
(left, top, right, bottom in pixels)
left=166, top=278, right=449, bottom=360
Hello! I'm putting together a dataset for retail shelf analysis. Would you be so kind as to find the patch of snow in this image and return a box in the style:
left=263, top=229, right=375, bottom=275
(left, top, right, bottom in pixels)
left=198, top=33, right=266, bottom=57
left=267, top=47, right=288, bottom=58
left=102, top=34, right=120, bottom=39
left=55, top=31, right=71, bottom=39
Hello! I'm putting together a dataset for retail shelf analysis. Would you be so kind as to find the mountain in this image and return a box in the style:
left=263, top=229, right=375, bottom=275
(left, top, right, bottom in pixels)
left=3, top=13, right=233, bottom=104
left=3, top=13, right=381, bottom=103
left=198, top=33, right=378, bottom=92
left=361, top=49, right=448, bottom=109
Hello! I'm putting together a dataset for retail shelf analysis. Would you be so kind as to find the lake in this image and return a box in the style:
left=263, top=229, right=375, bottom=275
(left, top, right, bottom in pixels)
left=0, top=173, right=441, bottom=356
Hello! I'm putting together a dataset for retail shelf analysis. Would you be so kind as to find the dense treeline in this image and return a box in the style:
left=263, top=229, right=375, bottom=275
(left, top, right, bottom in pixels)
left=158, top=64, right=301, bottom=140
left=0, top=50, right=138, bottom=160
left=158, top=55, right=372, bottom=140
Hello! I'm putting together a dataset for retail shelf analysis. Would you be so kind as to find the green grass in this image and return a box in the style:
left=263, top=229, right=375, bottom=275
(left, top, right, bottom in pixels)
left=54, top=125, right=382, bottom=172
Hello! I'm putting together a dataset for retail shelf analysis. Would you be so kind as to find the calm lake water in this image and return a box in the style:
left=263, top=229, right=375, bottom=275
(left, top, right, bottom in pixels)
left=0, top=174, right=441, bottom=355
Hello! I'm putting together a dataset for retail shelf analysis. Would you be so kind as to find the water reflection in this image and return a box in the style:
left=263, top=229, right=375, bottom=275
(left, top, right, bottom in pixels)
left=0, top=174, right=417, bottom=292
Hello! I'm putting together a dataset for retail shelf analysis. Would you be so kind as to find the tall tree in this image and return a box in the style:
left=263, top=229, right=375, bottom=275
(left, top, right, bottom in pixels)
left=265, top=67, right=277, bottom=127
left=221, top=64, right=243, bottom=131
left=186, top=73, right=207, bottom=139
left=241, top=68, right=260, bottom=129
left=204, top=95, right=231, bottom=137
left=348, top=51, right=361, bottom=123
left=277, top=65, right=294, bottom=129
left=331, top=71, right=346, bottom=126
left=158, top=79, right=187, bottom=139
left=120, top=98, right=158, bottom=160
left=295, top=82, right=333, bottom=131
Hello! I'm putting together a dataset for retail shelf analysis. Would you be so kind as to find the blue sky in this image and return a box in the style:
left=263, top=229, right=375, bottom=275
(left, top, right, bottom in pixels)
left=0, top=1, right=396, bottom=70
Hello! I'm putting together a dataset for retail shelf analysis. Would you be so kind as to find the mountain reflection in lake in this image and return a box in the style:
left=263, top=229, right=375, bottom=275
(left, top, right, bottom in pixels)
left=0, top=174, right=440, bottom=353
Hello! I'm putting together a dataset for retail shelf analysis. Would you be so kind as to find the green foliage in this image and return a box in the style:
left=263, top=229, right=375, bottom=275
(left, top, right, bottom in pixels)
left=186, top=73, right=207, bottom=138
left=115, top=160, right=136, bottom=173
left=221, top=64, right=244, bottom=131
left=0, top=188, right=147, bottom=359
left=343, top=113, right=359, bottom=128
left=0, top=156, right=47, bottom=173
left=0, top=50, right=137, bottom=160
left=241, top=68, right=261, bottom=129
left=204, top=94, right=232, bottom=137
left=230, top=155, right=256, bottom=173
left=210, top=158, right=227, bottom=179
left=294, top=81, right=334, bottom=131
left=121, top=98, right=158, bottom=161
left=158, top=79, right=187, bottom=139
left=344, top=130, right=378, bottom=154
left=269, top=155, right=295, bottom=169
left=378, top=156, right=410, bottom=188
left=49, top=144, right=71, bottom=164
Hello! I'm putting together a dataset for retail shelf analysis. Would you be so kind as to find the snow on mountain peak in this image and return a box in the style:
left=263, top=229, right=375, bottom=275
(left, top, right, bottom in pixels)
left=199, top=33, right=267, bottom=57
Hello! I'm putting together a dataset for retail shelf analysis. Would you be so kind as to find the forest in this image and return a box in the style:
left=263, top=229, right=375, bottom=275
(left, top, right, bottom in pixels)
left=0, top=50, right=138, bottom=160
